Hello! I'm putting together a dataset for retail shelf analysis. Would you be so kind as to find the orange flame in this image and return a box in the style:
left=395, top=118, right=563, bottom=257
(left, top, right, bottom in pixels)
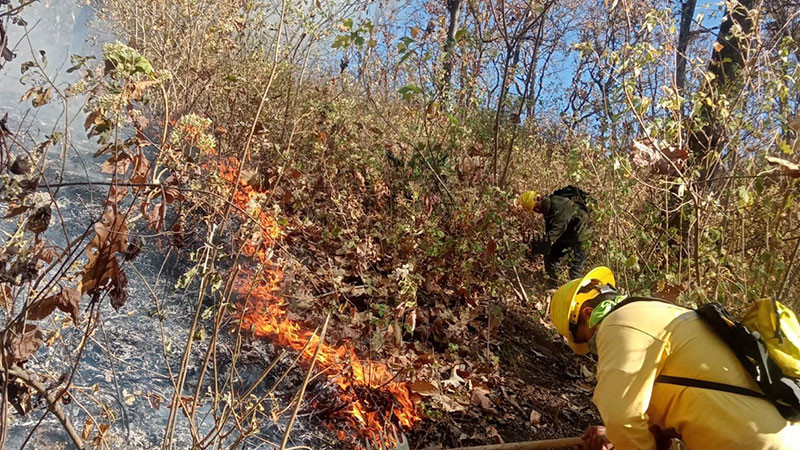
left=214, top=155, right=421, bottom=436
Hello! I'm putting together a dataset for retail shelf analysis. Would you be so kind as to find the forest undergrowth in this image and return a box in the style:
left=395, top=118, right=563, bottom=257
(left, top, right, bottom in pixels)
left=1, top=0, right=799, bottom=448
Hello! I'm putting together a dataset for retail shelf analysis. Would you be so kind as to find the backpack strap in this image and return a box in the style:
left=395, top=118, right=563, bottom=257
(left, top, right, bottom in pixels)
left=656, top=374, right=765, bottom=399
left=609, top=298, right=767, bottom=400
left=610, top=295, right=672, bottom=313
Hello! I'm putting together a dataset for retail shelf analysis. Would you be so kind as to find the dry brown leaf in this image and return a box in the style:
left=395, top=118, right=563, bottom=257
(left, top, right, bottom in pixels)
left=25, top=205, right=51, bottom=234
left=146, top=202, right=165, bottom=231
left=81, top=418, right=94, bottom=441
left=21, top=86, right=52, bottom=107
left=27, top=286, right=80, bottom=324
left=471, top=387, right=494, bottom=411
left=80, top=250, right=120, bottom=295
left=529, top=408, right=542, bottom=425
left=4, top=203, right=28, bottom=219
left=130, top=154, right=150, bottom=185
left=409, top=380, right=438, bottom=396
left=84, top=110, right=103, bottom=131
left=2, top=323, right=44, bottom=364
left=430, top=392, right=468, bottom=412
left=109, top=269, right=128, bottom=310
left=147, top=393, right=163, bottom=409
left=101, top=152, right=131, bottom=174
left=38, top=246, right=61, bottom=264
left=93, top=423, right=109, bottom=446
left=485, top=425, right=503, bottom=443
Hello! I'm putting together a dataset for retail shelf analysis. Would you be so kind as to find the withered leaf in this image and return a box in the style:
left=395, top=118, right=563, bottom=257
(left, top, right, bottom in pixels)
left=89, top=207, right=128, bottom=255
left=124, top=80, right=158, bottom=100
left=11, top=259, right=38, bottom=284
left=80, top=250, right=120, bottom=295
left=93, top=142, right=125, bottom=158
left=21, top=86, right=52, bottom=107
left=130, top=154, right=150, bottom=185
left=38, top=246, right=61, bottom=264
left=107, top=185, right=128, bottom=204
left=9, top=155, right=31, bottom=175
left=101, top=152, right=131, bottom=174
left=25, top=205, right=51, bottom=234
left=93, top=423, right=109, bottom=446
left=2, top=323, right=44, bottom=365
left=147, top=393, right=163, bottom=409
left=409, top=380, right=438, bottom=396
left=0, top=112, right=10, bottom=136
left=81, top=418, right=94, bottom=441
left=27, top=286, right=80, bottom=324
left=84, top=110, right=104, bottom=131
left=109, top=269, right=128, bottom=310
left=471, top=387, right=495, bottom=412
left=163, top=175, right=182, bottom=204
left=123, top=240, right=141, bottom=261
left=529, top=408, right=542, bottom=425
left=7, top=377, right=31, bottom=415
left=146, top=202, right=165, bottom=231
left=4, top=203, right=29, bottom=219
left=18, top=178, right=38, bottom=193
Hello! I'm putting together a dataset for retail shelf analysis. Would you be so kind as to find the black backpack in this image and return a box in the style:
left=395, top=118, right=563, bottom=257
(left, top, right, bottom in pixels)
left=552, top=185, right=593, bottom=212
left=611, top=297, right=800, bottom=421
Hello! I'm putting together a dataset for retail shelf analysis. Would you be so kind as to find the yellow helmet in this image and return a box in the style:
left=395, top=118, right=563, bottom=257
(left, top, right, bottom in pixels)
left=549, top=266, right=615, bottom=354
left=520, top=190, right=538, bottom=212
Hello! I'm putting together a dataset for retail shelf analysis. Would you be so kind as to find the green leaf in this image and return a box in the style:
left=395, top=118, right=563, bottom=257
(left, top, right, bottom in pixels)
left=332, top=35, right=350, bottom=49
left=66, top=54, right=95, bottom=73
left=398, top=84, right=422, bottom=101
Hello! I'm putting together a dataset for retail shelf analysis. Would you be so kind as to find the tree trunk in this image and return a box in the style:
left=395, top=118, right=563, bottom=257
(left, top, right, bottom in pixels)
left=688, top=0, right=756, bottom=160
left=442, top=0, right=463, bottom=98
left=675, top=0, right=697, bottom=95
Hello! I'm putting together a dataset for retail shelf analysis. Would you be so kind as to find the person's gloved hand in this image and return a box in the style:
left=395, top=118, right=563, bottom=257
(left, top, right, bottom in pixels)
left=528, top=238, right=550, bottom=255
left=576, top=426, right=614, bottom=450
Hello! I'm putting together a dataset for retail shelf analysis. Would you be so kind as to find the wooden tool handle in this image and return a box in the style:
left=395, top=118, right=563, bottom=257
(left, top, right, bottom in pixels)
left=449, top=436, right=584, bottom=450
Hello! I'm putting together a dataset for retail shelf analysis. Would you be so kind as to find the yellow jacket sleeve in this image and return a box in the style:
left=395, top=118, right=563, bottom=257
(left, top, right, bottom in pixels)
left=593, top=324, right=667, bottom=450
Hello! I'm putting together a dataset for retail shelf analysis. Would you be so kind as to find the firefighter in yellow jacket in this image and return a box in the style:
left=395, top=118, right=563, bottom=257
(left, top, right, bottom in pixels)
left=549, top=266, right=800, bottom=450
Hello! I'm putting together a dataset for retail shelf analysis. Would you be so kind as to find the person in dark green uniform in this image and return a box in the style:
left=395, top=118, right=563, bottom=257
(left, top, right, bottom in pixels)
left=519, top=187, right=591, bottom=285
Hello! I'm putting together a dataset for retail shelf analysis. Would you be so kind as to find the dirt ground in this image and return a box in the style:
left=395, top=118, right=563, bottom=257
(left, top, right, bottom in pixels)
left=407, top=292, right=602, bottom=449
